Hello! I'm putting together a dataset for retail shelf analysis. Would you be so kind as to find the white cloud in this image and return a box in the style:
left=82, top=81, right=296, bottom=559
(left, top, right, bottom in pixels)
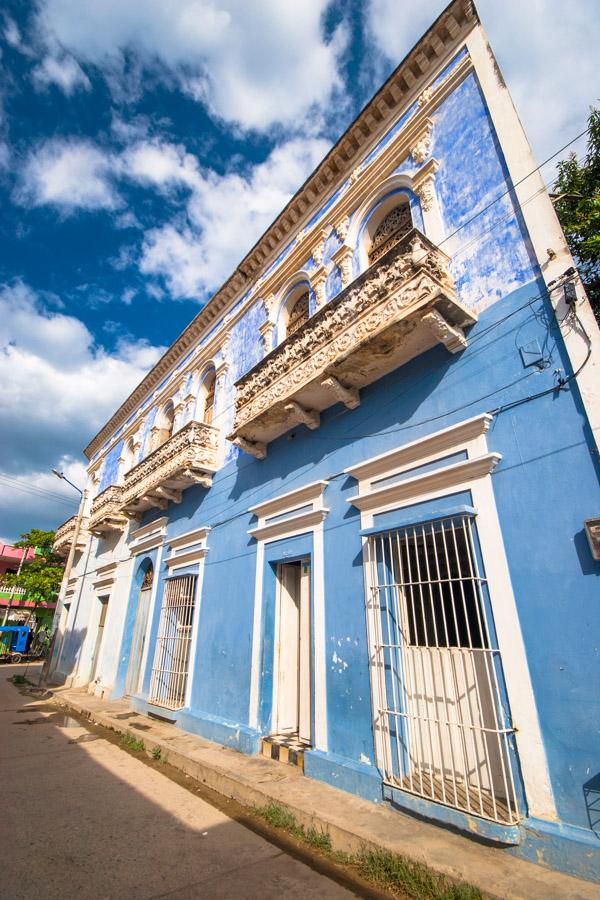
left=32, top=52, right=91, bottom=94
left=0, top=280, right=165, bottom=538
left=135, top=136, right=330, bottom=297
left=365, top=0, right=599, bottom=166
left=16, top=138, right=118, bottom=210
left=34, top=0, right=345, bottom=129
left=3, top=16, right=24, bottom=49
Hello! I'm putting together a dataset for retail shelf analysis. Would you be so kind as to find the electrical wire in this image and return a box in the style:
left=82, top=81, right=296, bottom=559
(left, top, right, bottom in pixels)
left=86, top=126, right=593, bottom=532
left=0, top=475, right=79, bottom=507
left=97, top=124, right=590, bottom=471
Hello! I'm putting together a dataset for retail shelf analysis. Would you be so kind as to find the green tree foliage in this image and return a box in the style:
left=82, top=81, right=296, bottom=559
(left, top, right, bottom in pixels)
left=554, top=107, right=600, bottom=322
left=4, top=528, right=64, bottom=606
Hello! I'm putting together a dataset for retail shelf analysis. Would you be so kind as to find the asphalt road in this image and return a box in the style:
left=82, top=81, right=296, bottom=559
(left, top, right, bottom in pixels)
left=0, top=665, right=358, bottom=900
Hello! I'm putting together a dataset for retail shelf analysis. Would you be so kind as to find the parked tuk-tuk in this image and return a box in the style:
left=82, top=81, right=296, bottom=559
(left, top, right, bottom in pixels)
left=0, top=626, right=30, bottom=663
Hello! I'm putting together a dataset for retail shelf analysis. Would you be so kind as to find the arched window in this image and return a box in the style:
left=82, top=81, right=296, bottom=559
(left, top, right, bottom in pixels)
left=286, top=291, right=309, bottom=338
left=368, top=199, right=412, bottom=265
left=120, top=438, right=135, bottom=480
left=155, top=401, right=174, bottom=447
left=201, top=370, right=216, bottom=425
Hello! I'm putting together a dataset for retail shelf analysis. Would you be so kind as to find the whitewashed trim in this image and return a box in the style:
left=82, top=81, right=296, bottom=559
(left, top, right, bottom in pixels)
left=249, top=479, right=328, bottom=520
left=248, top=481, right=329, bottom=752
left=466, top=25, right=600, bottom=453
left=249, top=509, right=329, bottom=544
left=165, top=527, right=210, bottom=571
left=93, top=562, right=118, bottom=592
left=137, top=542, right=164, bottom=696
left=347, top=414, right=557, bottom=820
left=345, top=413, right=492, bottom=489
left=129, top=516, right=168, bottom=554
left=348, top=453, right=501, bottom=514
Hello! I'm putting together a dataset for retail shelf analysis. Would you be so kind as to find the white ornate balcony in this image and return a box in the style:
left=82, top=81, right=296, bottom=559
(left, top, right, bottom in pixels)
left=53, top=515, right=89, bottom=557
left=120, top=419, right=219, bottom=516
left=89, top=485, right=127, bottom=537
left=228, top=229, right=476, bottom=457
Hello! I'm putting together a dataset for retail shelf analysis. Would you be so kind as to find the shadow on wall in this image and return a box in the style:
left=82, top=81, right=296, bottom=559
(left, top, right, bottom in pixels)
left=50, top=626, right=88, bottom=685
left=584, top=773, right=600, bottom=839
left=573, top=528, right=600, bottom=577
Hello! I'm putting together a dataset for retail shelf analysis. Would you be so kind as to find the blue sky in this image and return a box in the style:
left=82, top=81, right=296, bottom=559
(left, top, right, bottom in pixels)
left=0, top=0, right=597, bottom=541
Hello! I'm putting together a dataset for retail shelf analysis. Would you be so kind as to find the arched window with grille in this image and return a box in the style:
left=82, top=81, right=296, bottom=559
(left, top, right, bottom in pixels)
left=286, top=291, right=309, bottom=338
left=202, top=370, right=216, bottom=425
left=368, top=199, right=412, bottom=265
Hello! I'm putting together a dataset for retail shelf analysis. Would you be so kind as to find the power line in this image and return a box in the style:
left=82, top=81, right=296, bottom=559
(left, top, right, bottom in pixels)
left=0, top=475, right=79, bottom=507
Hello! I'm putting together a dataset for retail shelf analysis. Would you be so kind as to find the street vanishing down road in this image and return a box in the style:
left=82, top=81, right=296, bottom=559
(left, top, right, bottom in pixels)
left=0, top=666, right=360, bottom=900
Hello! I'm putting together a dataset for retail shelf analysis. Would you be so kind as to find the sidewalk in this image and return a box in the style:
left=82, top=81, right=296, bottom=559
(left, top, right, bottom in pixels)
left=48, top=686, right=597, bottom=900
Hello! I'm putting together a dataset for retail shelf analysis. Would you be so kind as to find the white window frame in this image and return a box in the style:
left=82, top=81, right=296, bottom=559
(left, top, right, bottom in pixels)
left=345, top=413, right=557, bottom=821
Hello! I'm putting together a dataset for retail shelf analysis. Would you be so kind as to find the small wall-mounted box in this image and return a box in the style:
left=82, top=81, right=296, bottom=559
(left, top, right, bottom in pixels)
left=584, top=518, right=600, bottom=561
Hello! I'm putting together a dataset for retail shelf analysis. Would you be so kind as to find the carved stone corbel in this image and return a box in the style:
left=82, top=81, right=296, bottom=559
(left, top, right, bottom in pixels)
left=334, top=215, right=351, bottom=242
left=321, top=375, right=360, bottom=409
left=310, top=268, right=328, bottom=310
left=410, top=118, right=433, bottom=164
left=413, top=158, right=440, bottom=213
left=232, top=436, right=267, bottom=460
left=422, top=309, right=467, bottom=353
left=284, top=401, right=320, bottom=430
left=331, top=244, right=354, bottom=289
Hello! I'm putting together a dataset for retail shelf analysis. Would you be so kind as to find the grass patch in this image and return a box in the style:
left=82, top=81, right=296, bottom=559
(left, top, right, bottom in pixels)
left=253, top=802, right=481, bottom=899
left=151, top=746, right=162, bottom=761
left=357, top=848, right=482, bottom=899
left=11, top=674, right=27, bottom=685
left=119, top=732, right=145, bottom=752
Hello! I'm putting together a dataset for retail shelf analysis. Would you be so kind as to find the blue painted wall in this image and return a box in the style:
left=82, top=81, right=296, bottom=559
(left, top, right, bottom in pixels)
left=128, top=281, right=599, bottom=842
left=88, top=52, right=600, bottom=875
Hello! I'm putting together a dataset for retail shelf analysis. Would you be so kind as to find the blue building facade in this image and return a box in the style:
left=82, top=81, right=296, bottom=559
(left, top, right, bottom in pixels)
left=51, top=0, right=600, bottom=884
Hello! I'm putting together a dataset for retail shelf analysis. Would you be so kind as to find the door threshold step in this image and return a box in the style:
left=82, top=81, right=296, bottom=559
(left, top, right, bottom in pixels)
left=261, top=735, right=309, bottom=771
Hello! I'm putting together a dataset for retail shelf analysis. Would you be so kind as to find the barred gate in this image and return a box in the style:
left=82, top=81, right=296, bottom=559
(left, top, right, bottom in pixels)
left=149, top=574, right=196, bottom=709
left=365, top=514, right=520, bottom=825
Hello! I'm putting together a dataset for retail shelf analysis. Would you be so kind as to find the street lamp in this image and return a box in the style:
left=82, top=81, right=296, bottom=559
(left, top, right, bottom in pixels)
left=52, top=469, right=83, bottom=496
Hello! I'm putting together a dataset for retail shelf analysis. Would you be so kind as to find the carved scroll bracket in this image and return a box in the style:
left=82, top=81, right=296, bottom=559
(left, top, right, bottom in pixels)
left=422, top=309, right=467, bottom=353
left=232, top=436, right=267, bottom=460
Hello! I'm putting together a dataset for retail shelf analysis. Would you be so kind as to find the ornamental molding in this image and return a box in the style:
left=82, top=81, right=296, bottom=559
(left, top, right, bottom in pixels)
left=89, top=485, right=127, bottom=537
left=344, top=412, right=493, bottom=487
left=53, top=515, right=89, bottom=558
left=249, top=479, right=329, bottom=521
left=410, top=118, right=433, bottom=164
left=93, top=561, right=118, bottom=592
left=165, top=525, right=210, bottom=570
left=228, top=230, right=474, bottom=453
left=121, top=419, right=219, bottom=515
left=128, top=516, right=168, bottom=554
left=84, top=2, right=477, bottom=461
left=348, top=452, right=502, bottom=514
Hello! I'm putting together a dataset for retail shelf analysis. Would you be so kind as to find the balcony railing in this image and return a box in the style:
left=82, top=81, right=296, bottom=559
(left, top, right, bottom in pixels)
left=53, top=515, right=89, bottom=558
left=120, top=419, right=219, bottom=516
left=228, top=229, right=476, bottom=456
left=89, top=485, right=126, bottom=537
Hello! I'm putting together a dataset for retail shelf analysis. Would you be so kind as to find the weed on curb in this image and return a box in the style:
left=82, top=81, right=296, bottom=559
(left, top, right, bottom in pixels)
left=120, top=732, right=145, bottom=752
left=151, top=746, right=162, bottom=761
left=253, top=803, right=481, bottom=899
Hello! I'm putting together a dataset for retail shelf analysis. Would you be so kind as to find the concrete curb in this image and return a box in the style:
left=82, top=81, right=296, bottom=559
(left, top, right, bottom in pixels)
left=48, top=687, right=598, bottom=900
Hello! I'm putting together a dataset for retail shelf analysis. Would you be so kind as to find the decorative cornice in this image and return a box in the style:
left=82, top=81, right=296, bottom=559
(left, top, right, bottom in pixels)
left=84, top=0, right=478, bottom=460
left=249, top=479, right=329, bottom=520
left=348, top=452, right=502, bottom=513
left=248, top=509, right=329, bottom=543
left=345, top=412, right=493, bottom=485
